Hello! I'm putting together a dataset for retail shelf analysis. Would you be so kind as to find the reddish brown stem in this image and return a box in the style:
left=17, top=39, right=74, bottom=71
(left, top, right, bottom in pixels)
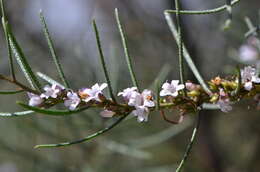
left=0, top=74, right=40, bottom=94
left=160, top=110, right=184, bottom=124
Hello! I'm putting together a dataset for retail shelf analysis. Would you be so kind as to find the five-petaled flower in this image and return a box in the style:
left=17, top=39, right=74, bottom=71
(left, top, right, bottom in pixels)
left=64, top=91, right=81, bottom=110
left=27, top=92, right=43, bottom=107
left=160, top=80, right=184, bottom=97
left=40, top=84, right=63, bottom=99
left=79, top=83, right=107, bottom=103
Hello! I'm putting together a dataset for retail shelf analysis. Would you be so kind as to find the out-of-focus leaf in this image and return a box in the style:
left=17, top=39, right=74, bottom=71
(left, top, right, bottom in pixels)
left=37, top=72, right=64, bottom=88
left=0, top=110, right=33, bottom=117
left=35, top=113, right=129, bottom=148
left=0, top=90, right=24, bottom=95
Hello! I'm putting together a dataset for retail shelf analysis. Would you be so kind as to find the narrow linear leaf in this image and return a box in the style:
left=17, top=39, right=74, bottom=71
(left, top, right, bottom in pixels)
left=92, top=20, right=116, bottom=102
left=7, top=25, right=42, bottom=91
left=39, top=11, right=70, bottom=88
left=35, top=113, right=129, bottom=148
left=175, top=113, right=201, bottom=172
left=1, top=8, right=16, bottom=81
left=1, top=0, right=15, bottom=80
left=165, top=0, right=240, bottom=15
left=17, top=102, right=90, bottom=116
left=37, top=72, right=64, bottom=88
left=164, top=12, right=212, bottom=95
left=0, top=110, right=33, bottom=117
left=0, top=90, right=24, bottom=95
left=115, top=8, right=139, bottom=90
left=174, top=0, right=185, bottom=86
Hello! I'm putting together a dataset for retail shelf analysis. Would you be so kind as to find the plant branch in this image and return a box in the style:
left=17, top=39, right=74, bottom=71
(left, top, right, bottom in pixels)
left=165, top=0, right=240, bottom=15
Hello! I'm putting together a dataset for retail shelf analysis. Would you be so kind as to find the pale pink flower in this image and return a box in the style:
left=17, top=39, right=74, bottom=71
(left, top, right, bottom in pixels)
left=118, top=88, right=155, bottom=122
left=64, top=91, right=81, bottom=110
left=185, top=82, right=200, bottom=91
left=79, top=83, right=107, bottom=102
left=160, top=80, right=184, bottom=97
left=100, top=110, right=115, bottom=118
left=132, top=106, right=149, bottom=122
left=40, top=84, right=63, bottom=99
left=117, top=87, right=137, bottom=101
left=239, top=45, right=258, bottom=62
left=27, top=93, right=43, bottom=106
left=217, top=99, right=233, bottom=113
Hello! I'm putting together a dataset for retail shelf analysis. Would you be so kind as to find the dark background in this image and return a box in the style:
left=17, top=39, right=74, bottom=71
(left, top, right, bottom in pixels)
left=0, top=0, right=260, bottom=171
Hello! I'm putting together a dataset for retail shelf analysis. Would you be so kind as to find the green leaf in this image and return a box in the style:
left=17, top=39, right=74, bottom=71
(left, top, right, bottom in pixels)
left=6, top=25, right=42, bottom=91
left=0, top=110, right=33, bottom=117
left=175, top=113, right=201, bottom=172
left=37, top=72, right=64, bottom=88
left=1, top=0, right=16, bottom=80
left=164, top=12, right=212, bottom=95
left=165, top=0, right=240, bottom=15
left=115, top=8, right=139, bottom=90
left=35, top=113, right=129, bottom=148
left=39, top=11, right=70, bottom=88
left=17, top=102, right=90, bottom=116
left=174, top=0, right=185, bottom=86
left=0, top=90, right=24, bottom=95
left=92, top=20, right=116, bottom=102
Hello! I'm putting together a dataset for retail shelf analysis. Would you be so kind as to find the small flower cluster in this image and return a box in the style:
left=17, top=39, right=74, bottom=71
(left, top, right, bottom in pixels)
left=27, top=66, right=260, bottom=123
left=118, top=87, right=155, bottom=122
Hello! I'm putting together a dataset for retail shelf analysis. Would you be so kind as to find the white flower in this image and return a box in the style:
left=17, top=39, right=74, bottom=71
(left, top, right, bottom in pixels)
left=244, top=82, right=253, bottom=91
left=100, top=110, right=115, bottom=118
left=79, top=83, right=107, bottom=102
left=239, top=45, right=258, bottom=62
left=241, top=66, right=260, bottom=91
left=64, top=92, right=81, bottom=110
left=217, top=99, right=232, bottom=113
left=126, top=89, right=155, bottom=122
left=27, top=93, right=43, bottom=106
left=132, top=106, right=149, bottom=122
left=160, top=80, right=184, bottom=97
left=40, top=84, right=63, bottom=99
left=128, top=91, right=142, bottom=107
left=117, top=87, right=137, bottom=101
